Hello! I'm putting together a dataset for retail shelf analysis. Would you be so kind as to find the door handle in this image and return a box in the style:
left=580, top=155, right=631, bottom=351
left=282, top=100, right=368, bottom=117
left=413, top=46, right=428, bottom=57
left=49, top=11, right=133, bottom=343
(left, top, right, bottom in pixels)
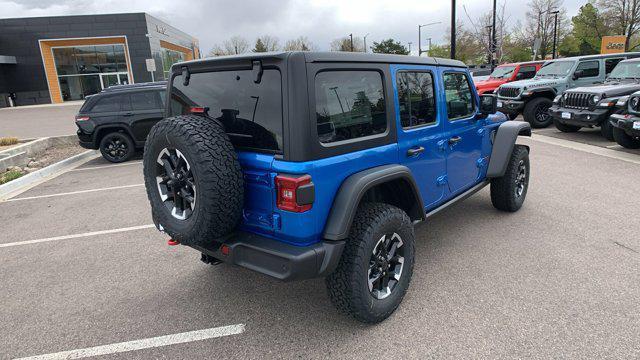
left=448, top=136, right=462, bottom=145
left=406, top=146, right=425, bottom=157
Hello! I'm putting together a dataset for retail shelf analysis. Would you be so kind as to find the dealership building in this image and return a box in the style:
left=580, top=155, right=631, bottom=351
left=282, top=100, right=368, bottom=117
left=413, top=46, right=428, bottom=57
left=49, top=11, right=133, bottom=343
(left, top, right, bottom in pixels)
left=0, top=13, right=200, bottom=107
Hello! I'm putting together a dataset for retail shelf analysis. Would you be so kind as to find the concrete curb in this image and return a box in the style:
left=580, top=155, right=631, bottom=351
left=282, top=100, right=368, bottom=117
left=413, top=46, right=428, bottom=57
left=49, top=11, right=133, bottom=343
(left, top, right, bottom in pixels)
left=0, top=135, right=78, bottom=171
left=0, top=150, right=99, bottom=201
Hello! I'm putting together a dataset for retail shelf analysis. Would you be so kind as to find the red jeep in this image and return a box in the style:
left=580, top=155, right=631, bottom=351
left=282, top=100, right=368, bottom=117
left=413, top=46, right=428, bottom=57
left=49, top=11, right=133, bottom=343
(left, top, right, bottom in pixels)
left=475, top=61, right=545, bottom=95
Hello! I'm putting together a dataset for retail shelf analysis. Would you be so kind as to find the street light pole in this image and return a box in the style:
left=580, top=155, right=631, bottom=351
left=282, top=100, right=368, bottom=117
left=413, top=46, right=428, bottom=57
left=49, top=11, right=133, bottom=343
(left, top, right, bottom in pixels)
left=418, top=22, right=441, bottom=56
left=451, top=0, right=456, bottom=59
left=551, top=10, right=559, bottom=59
left=349, top=33, right=354, bottom=52
left=364, top=33, right=370, bottom=53
left=491, top=0, right=497, bottom=71
left=486, top=25, right=493, bottom=69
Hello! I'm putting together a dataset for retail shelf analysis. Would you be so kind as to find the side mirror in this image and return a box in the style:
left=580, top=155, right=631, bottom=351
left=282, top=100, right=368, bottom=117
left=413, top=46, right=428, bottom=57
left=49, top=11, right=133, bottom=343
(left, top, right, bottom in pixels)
left=479, top=94, right=497, bottom=116
left=573, top=69, right=584, bottom=80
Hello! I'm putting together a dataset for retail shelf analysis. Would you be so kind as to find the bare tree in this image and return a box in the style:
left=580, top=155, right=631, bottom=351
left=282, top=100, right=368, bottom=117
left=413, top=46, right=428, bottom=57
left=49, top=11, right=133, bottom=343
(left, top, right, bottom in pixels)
left=463, top=1, right=510, bottom=63
left=516, top=0, right=570, bottom=59
left=208, top=36, right=250, bottom=56
left=330, top=36, right=365, bottom=52
left=283, top=36, right=316, bottom=51
left=258, top=35, right=280, bottom=51
left=598, top=0, right=640, bottom=50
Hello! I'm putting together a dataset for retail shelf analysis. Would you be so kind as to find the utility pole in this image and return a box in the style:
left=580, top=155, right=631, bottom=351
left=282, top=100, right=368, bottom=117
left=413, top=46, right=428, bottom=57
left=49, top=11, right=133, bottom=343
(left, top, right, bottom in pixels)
left=491, top=0, right=497, bottom=71
left=451, top=0, right=456, bottom=59
left=364, top=33, right=370, bottom=53
left=486, top=25, right=493, bottom=69
left=349, top=33, right=354, bottom=52
left=552, top=11, right=558, bottom=59
left=408, top=42, right=412, bottom=54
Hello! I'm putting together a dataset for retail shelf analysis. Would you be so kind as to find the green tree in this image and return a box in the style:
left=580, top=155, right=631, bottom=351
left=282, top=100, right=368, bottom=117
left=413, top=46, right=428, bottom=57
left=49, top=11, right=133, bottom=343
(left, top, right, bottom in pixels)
left=569, top=3, right=608, bottom=54
left=370, top=39, right=409, bottom=55
left=253, top=38, right=268, bottom=52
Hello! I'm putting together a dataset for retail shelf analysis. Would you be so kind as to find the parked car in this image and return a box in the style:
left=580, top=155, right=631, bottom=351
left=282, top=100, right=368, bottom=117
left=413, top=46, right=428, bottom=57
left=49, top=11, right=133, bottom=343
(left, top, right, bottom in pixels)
left=475, top=61, right=544, bottom=99
left=142, top=52, right=532, bottom=323
left=549, top=58, right=640, bottom=140
left=610, top=92, right=640, bottom=148
left=76, top=82, right=167, bottom=162
left=496, top=53, right=640, bottom=128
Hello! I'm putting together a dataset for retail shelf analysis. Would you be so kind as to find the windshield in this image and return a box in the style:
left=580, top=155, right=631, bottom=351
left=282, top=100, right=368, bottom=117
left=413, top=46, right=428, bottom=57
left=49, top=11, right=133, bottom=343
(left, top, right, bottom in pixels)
left=608, top=62, right=640, bottom=79
left=170, top=69, right=283, bottom=152
left=489, top=66, right=516, bottom=79
left=536, top=61, right=575, bottom=77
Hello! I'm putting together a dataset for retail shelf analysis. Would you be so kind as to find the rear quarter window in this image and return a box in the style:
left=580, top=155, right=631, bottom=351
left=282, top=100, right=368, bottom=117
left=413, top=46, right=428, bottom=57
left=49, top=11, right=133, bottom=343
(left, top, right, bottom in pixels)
left=90, top=95, right=122, bottom=113
left=170, top=69, right=283, bottom=152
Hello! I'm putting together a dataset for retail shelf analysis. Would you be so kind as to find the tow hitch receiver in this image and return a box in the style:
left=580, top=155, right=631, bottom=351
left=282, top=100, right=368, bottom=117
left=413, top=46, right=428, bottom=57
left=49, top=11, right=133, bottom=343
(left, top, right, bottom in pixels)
left=200, top=253, right=222, bottom=265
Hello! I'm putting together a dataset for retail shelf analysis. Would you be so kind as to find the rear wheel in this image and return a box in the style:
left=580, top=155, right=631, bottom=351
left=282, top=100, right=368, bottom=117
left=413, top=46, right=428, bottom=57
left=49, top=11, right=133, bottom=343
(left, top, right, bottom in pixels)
left=326, top=203, right=415, bottom=323
left=99, top=132, right=135, bottom=163
left=508, top=113, right=519, bottom=120
left=491, top=145, right=530, bottom=212
left=523, top=97, right=553, bottom=128
left=613, top=127, right=640, bottom=149
left=553, top=118, right=580, bottom=132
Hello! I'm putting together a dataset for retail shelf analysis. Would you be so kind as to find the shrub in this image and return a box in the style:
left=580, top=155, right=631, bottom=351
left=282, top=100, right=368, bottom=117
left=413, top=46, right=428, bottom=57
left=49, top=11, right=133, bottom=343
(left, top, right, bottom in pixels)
left=0, top=170, right=23, bottom=185
left=0, top=137, right=19, bottom=146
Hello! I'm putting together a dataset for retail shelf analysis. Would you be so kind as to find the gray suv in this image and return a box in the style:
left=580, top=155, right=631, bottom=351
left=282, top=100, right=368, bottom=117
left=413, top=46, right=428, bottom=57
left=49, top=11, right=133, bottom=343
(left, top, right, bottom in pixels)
left=497, top=53, right=640, bottom=128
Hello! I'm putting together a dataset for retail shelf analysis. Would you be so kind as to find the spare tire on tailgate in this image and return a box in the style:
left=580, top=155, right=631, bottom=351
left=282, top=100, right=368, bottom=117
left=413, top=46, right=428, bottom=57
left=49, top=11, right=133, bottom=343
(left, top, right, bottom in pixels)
left=143, top=114, right=244, bottom=246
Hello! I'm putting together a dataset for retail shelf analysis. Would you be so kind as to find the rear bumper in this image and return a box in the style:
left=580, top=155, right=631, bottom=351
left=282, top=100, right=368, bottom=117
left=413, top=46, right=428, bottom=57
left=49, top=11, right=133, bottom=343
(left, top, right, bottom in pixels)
left=549, top=106, right=611, bottom=127
left=190, top=232, right=345, bottom=281
left=610, top=113, right=640, bottom=137
left=496, top=98, right=524, bottom=114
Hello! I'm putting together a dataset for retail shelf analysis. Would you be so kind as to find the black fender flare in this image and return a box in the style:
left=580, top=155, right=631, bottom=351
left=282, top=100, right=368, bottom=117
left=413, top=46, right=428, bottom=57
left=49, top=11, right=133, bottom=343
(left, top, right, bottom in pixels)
left=93, top=124, right=137, bottom=146
left=524, top=87, right=557, bottom=98
left=323, top=164, right=425, bottom=241
left=486, top=121, right=531, bottom=178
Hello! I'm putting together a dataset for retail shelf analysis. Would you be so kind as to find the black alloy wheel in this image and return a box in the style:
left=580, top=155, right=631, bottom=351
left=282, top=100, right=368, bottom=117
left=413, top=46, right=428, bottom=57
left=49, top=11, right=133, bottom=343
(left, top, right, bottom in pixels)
left=99, top=132, right=134, bottom=163
left=368, top=233, right=405, bottom=300
left=155, top=148, right=196, bottom=221
left=515, top=159, right=527, bottom=199
left=535, top=103, right=551, bottom=125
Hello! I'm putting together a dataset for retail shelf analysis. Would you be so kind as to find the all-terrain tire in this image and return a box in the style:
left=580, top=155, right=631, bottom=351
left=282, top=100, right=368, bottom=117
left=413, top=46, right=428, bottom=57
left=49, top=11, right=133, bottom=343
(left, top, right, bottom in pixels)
left=99, top=132, right=135, bottom=163
left=326, top=203, right=415, bottom=323
left=143, top=115, right=244, bottom=246
left=508, top=113, right=519, bottom=120
left=523, top=97, right=554, bottom=128
left=613, top=127, right=640, bottom=149
left=490, top=145, right=530, bottom=212
left=600, top=118, right=615, bottom=141
left=553, top=118, right=580, bottom=133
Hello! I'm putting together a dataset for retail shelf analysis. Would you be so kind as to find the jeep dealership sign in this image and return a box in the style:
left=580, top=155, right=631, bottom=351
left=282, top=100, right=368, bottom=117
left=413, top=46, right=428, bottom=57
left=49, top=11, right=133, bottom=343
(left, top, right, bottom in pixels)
left=601, top=35, right=627, bottom=54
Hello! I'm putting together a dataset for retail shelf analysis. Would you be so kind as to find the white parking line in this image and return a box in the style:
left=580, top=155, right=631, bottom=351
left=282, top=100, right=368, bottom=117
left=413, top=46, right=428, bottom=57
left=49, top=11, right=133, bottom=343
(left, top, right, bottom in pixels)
left=525, top=134, right=640, bottom=165
left=5, top=184, right=144, bottom=202
left=0, top=224, right=155, bottom=248
left=13, top=324, right=245, bottom=360
left=70, top=161, right=143, bottom=172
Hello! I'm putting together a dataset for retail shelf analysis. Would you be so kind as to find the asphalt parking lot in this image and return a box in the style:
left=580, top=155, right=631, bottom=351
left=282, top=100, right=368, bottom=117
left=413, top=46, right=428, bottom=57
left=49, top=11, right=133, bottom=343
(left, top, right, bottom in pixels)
left=1, top=131, right=639, bottom=359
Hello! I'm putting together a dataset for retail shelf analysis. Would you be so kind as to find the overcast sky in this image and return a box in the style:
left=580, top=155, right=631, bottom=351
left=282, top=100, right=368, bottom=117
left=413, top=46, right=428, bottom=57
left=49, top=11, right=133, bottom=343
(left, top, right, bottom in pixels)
left=2, top=0, right=585, bottom=55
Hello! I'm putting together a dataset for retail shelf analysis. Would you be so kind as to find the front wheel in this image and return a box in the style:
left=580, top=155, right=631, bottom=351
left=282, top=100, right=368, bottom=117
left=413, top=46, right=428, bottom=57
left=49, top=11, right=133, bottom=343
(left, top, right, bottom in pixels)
left=99, top=132, right=135, bottom=163
left=326, top=203, right=415, bottom=323
left=600, top=118, right=614, bottom=141
left=490, top=145, right=530, bottom=212
left=523, top=97, right=553, bottom=128
left=553, top=118, right=580, bottom=133
left=613, top=127, right=640, bottom=149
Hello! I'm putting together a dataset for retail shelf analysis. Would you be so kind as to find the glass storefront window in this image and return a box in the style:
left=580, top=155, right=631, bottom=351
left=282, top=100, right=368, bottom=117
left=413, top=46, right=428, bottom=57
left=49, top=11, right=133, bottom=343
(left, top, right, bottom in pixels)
left=161, top=48, right=186, bottom=79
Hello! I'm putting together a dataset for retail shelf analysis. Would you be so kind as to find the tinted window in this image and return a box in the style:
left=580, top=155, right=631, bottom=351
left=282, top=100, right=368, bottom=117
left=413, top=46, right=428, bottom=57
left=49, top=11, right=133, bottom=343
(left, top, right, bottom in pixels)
left=130, top=91, right=160, bottom=111
left=443, top=72, right=475, bottom=120
left=315, top=71, right=386, bottom=144
left=91, top=95, right=122, bottom=113
left=605, top=58, right=624, bottom=74
left=518, top=65, right=537, bottom=79
left=396, top=71, right=437, bottom=129
left=171, top=69, right=283, bottom=152
left=577, top=61, right=600, bottom=77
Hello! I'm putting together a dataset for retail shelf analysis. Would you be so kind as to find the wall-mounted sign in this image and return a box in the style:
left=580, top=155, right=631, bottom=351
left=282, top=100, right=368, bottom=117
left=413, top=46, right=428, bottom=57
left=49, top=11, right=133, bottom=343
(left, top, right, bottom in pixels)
left=145, top=58, right=156, bottom=72
left=601, top=35, right=627, bottom=54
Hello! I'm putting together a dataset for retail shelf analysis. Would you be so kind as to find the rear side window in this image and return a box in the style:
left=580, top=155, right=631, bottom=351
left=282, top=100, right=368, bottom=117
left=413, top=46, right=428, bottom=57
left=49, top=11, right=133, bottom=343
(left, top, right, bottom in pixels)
left=170, top=69, right=283, bottom=152
left=577, top=61, right=600, bottom=77
left=315, top=71, right=386, bottom=144
left=90, top=95, right=122, bottom=113
left=605, top=58, right=624, bottom=74
left=396, top=71, right=437, bottom=129
left=130, top=91, right=161, bottom=111
left=518, top=65, right=537, bottom=79
left=443, top=72, right=475, bottom=120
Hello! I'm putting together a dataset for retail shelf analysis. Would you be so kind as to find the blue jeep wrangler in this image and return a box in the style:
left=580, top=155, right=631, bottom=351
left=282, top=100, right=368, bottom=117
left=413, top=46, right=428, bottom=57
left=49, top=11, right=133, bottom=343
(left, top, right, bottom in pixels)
left=142, top=52, right=532, bottom=323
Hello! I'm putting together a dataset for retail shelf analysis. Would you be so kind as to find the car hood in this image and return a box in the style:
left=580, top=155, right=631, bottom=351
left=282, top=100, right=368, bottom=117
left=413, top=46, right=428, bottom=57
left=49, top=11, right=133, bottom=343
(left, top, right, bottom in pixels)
left=475, top=78, right=505, bottom=88
left=501, top=78, right=563, bottom=90
left=565, top=81, right=640, bottom=97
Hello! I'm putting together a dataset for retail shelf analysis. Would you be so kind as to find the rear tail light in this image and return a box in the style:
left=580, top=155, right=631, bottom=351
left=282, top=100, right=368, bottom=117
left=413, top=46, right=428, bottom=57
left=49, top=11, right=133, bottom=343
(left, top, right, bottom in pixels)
left=75, top=116, right=90, bottom=121
left=275, top=174, right=314, bottom=212
left=189, top=106, right=208, bottom=114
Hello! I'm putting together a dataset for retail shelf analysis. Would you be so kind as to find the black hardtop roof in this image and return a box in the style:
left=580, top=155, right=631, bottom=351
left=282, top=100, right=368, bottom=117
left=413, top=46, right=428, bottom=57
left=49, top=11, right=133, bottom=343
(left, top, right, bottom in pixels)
left=172, top=51, right=467, bottom=71
left=101, top=81, right=167, bottom=93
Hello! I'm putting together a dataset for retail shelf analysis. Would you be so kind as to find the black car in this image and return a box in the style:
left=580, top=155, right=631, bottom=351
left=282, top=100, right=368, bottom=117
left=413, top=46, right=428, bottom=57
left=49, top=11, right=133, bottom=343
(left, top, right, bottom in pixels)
left=76, top=82, right=167, bottom=162
left=610, top=92, right=640, bottom=149
left=549, top=58, right=640, bottom=140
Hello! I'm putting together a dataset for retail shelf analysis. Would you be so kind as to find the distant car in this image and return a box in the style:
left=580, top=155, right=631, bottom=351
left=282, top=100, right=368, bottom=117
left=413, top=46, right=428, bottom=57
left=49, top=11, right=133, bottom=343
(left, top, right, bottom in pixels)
left=610, top=91, right=640, bottom=149
left=475, top=61, right=544, bottom=97
left=75, top=82, right=167, bottom=162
